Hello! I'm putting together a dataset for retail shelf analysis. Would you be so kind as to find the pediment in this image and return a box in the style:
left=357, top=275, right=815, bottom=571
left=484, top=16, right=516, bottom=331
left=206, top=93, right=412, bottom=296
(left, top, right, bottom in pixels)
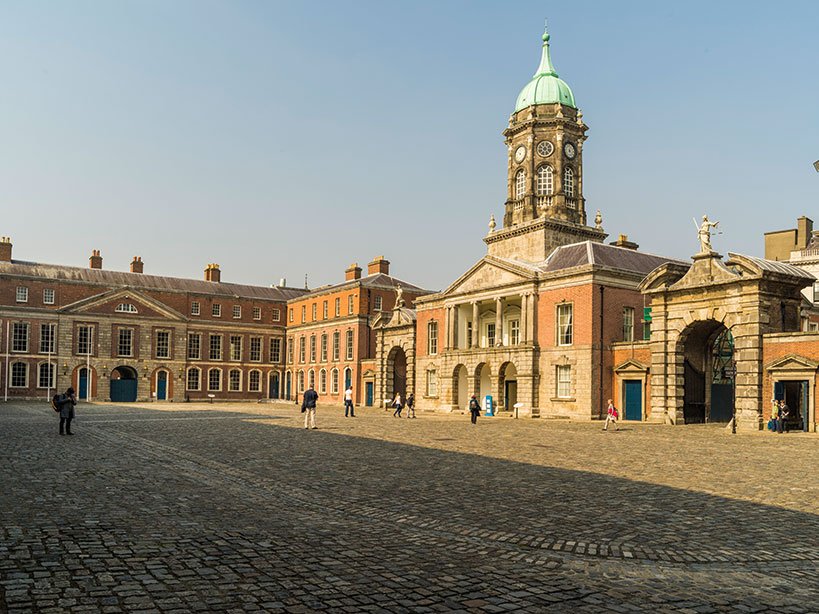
left=443, top=256, right=535, bottom=297
left=766, top=354, right=819, bottom=372
left=60, top=288, right=186, bottom=321
left=614, top=359, right=649, bottom=373
left=669, top=256, right=739, bottom=291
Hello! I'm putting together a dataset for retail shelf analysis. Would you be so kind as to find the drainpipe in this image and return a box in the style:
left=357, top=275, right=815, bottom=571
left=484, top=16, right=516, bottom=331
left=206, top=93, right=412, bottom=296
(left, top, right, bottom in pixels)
left=599, top=286, right=605, bottom=419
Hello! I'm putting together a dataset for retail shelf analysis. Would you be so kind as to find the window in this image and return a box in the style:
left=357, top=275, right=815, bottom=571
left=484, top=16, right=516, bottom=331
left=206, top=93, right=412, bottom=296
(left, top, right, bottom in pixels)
left=331, top=368, right=339, bottom=394
left=286, top=338, right=293, bottom=363
left=16, top=287, right=28, bottom=303
left=564, top=167, right=574, bottom=198
left=299, top=337, right=306, bottom=363
left=556, top=304, right=573, bottom=346
left=212, top=304, right=221, bottom=317
left=319, top=368, right=327, bottom=394
left=348, top=295, right=354, bottom=315
left=301, top=306, right=306, bottom=322
left=12, top=323, right=28, bottom=353
left=270, top=338, right=282, bottom=363
left=643, top=322, right=651, bottom=341
left=187, top=367, right=201, bottom=391
left=320, top=334, right=328, bottom=362
left=249, top=370, right=261, bottom=392
left=323, top=301, right=328, bottom=319
left=209, top=334, right=222, bottom=361
left=10, top=362, right=27, bottom=388
left=288, top=308, right=294, bottom=322
left=427, top=322, right=438, bottom=355
left=38, top=362, right=55, bottom=389
left=311, top=303, right=317, bottom=321
left=250, top=337, right=262, bottom=362
left=536, top=165, right=553, bottom=195
left=297, top=370, right=304, bottom=393
left=115, top=303, right=138, bottom=313
left=233, top=305, right=241, bottom=319
left=556, top=365, right=572, bottom=398
left=77, top=325, right=93, bottom=355
left=188, top=334, right=201, bottom=360
left=253, top=307, right=261, bottom=320
left=623, top=307, right=635, bottom=342
left=39, top=324, right=56, bottom=354
left=332, top=332, right=340, bottom=361
left=345, top=330, right=354, bottom=360
left=156, top=331, right=170, bottom=358
left=230, top=335, right=242, bottom=361
left=272, top=308, right=281, bottom=322
left=335, top=298, right=341, bottom=316
left=229, top=369, right=241, bottom=391
left=509, top=319, right=520, bottom=346
left=344, top=367, right=352, bottom=389
left=374, top=296, right=383, bottom=311
left=43, top=289, right=55, bottom=305
left=466, top=322, right=473, bottom=349
left=191, top=301, right=201, bottom=316
left=307, top=369, right=314, bottom=392
left=515, top=170, right=526, bottom=200
left=309, top=335, right=316, bottom=362
left=208, top=368, right=221, bottom=391
left=486, top=323, right=496, bottom=347
left=426, top=370, right=438, bottom=396
left=117, top=328, right=133, bottom=357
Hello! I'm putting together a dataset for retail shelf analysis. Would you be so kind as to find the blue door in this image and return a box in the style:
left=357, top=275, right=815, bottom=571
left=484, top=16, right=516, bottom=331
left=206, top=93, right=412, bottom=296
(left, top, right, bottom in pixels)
left=157, top=371, right=167, bottom=400
left=79, top=368, right=88, bottom=399
left=269, top=373, right=280, bottom=399
left=110, top=379, right=137, bottom=402
left=624, top=380, right=642, bottom=421
left=365, top=382, right=374, bottom=406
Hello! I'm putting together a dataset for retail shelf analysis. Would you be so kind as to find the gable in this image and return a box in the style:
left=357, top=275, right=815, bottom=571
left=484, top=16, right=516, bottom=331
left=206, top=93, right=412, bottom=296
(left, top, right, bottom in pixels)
left=444, top=257, right=535, bottom=297
left=766, top=354, right=819, bottom=372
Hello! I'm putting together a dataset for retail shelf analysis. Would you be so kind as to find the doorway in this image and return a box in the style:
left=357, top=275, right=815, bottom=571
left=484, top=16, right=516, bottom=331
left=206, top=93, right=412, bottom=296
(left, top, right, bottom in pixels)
left=774, top=380, right=810, bottom=432
left=156, top=370, right=168, bottom=401
left=110, top=366, right=138, bottom=402
left=623, top=380, right=642, bottom=421
left=269, top=372, right=280, bottom=399
left=79, top=367, right=89, bottom=400
left=365, top=382, right=374, bottom=406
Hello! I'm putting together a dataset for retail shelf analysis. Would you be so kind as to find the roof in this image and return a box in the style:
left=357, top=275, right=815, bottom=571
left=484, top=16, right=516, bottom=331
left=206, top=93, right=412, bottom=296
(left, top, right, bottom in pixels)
left=0, top=260, right=308, bottom=302
left=515, top=26, right=576, bottom=111
left=291, top=273, right=435, bottom=302
left=540, top=242, right=689, bottom=276
left=726, top=253, right=817, bottom=280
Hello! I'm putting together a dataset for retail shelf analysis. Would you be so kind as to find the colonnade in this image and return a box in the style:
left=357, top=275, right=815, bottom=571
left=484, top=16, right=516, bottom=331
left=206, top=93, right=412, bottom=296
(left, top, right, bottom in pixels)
left=443, top=292, right=537, bottom=351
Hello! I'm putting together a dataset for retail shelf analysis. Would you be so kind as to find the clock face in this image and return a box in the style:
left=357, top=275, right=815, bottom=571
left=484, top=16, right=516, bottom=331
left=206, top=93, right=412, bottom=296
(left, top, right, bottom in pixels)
left=564, top=142, right=576, bottom=159
left=514, top=146, right=526, bottom=163
left=536, top=140, right=554, bottom=157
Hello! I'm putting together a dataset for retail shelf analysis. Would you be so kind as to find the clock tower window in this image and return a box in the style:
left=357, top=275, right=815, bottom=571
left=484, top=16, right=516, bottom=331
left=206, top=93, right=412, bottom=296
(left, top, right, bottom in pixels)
left=536, top=165, right=553, bottom=196
left=514, top=170, right=526, bottom=200
left=563, top=167, right=574, bottom=198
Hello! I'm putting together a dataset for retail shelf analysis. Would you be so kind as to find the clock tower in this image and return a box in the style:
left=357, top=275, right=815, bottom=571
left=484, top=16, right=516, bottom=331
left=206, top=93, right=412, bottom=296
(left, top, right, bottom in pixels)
left=485, top=24, right=607, bottom=262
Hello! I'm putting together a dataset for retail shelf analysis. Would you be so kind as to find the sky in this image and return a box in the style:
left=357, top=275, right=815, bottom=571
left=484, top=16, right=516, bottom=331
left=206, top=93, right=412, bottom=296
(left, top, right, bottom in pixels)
left=1, top=1, right=817, bottom=291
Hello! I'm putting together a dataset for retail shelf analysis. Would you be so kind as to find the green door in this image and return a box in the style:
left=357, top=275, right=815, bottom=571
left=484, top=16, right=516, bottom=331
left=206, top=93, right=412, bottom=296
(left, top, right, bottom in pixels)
left=624, top=380, right=642, bottom=421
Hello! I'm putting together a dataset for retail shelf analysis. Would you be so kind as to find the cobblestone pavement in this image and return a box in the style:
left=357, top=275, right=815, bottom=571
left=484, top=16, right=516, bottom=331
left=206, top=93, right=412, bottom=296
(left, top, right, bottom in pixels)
left=2, top=401, right=818, bottom=613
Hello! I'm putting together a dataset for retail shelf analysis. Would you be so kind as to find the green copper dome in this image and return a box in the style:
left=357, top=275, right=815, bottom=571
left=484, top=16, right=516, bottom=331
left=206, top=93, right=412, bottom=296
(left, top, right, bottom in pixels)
left=514, top=24, right=576, bottom=111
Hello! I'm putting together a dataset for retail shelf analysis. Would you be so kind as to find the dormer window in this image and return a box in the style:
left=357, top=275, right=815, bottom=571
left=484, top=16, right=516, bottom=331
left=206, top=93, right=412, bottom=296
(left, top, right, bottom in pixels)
left=115, top=303, right=138, bottom=314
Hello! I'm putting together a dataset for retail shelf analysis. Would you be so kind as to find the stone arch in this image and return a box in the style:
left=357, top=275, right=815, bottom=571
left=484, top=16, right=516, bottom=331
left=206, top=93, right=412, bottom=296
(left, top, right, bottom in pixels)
left=498, top=361, right=518, bottom=412
left=452, top=364, right=468, bottom=411
left=386, top=345, right=408, bottom=399
left=110, top=365, right=138, bottom=402
left=475, top=362, right=491, bottom=401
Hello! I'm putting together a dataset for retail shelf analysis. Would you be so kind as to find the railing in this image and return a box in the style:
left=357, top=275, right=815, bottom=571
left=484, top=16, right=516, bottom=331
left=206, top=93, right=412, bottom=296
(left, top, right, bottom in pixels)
left=565, top=197, right=576, bottom=209
left=512, top=199, right=524, bottom=211
left=536, top=195, right=552, bottom=211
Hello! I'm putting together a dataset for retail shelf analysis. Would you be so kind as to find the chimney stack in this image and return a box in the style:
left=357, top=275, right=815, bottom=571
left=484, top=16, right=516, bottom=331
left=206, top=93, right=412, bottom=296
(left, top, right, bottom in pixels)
left=0, top=237, right=12, bottom=262
left=130, top=256, right=144, bottom=273
left=345, top=262, right=362, bottom=281
left=610, top=234, right=639, bottom=250
left=89, top=249, right=103, bottom=269
left=367, top=255, right=390, bottom=276
left=204, top=263, right=221, bottom=282
left=797, top=216, right=814, bottom=250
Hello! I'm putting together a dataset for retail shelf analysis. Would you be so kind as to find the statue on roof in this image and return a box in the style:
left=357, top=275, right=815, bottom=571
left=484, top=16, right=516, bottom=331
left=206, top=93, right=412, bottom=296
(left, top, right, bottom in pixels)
left=395, top=284, right=405, bottom=309
left=695, top=215, right=720, bottom=253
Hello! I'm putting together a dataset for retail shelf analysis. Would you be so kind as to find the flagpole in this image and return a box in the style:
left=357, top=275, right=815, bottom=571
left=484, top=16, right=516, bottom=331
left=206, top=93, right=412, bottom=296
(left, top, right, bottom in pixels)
left=4, top=321, right=9, bottom=402
left=86, top=327, right=92, bottom=401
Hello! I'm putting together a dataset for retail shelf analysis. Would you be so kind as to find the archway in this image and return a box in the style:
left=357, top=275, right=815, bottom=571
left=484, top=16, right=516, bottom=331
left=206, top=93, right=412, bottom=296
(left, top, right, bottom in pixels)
left=74, top=365, right=98, bottom=401
left=154, top=369, right=170, bottom=401
left=387, top=346, right=407, bottom=398
left=499, top=362, right=518, bottom=412
left=110, top=365, right=138, bottom=402
left=679, top=320, right=734, bottom=423
left=453, top=364, right=468, bottom=411
left=476, top=363, right=491, bottom=404
left=268, top=371, right=280, bottom=399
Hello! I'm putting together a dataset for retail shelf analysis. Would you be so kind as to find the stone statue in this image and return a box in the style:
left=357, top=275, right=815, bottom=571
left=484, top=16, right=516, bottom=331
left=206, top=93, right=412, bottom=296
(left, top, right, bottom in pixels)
left=488, top=214, right=496, bottom=232
left=695, top=215, right=720, bottom=253
left=594, top=210, right=603, bottom=230
left=395, top=284, right=405, bottom=308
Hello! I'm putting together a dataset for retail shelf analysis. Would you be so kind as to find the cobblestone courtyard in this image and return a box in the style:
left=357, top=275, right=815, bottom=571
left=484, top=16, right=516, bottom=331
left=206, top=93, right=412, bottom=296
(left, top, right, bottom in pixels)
left=2, top=401, right=818, bottom=613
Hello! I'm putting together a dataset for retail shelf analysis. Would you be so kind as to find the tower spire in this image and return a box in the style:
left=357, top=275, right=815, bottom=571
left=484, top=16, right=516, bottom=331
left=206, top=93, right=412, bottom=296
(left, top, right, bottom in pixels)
left=534, top=20, right=558, bottom=78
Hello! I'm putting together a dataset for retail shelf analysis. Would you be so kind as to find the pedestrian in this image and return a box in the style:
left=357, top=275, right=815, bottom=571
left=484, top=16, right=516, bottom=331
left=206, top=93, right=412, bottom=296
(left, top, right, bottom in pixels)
left=777, top=400, right=789, bottom=434
left=468, top=394, right=480, bottom=424
left=406, top=392, right=416, bottom=418
left=344, top=385, right=355, bottom=417
left=603, top=398, right=619, bottom=431
left=58, top=387, right=77, bottom=436
left=392, top=392, right=403, bottom=417
left=770, top=399, right=779, bottom=432
left=302, top=385, right=319, bottom=429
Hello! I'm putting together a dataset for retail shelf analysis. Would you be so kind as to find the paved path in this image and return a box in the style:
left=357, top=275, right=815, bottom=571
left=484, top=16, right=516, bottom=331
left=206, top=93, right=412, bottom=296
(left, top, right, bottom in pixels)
left=2, top=401, right=818, bottom=613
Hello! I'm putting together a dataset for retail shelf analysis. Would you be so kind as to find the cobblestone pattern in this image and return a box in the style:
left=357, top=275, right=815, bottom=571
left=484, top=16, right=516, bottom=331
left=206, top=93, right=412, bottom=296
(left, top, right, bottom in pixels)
left=2, top=401, right=818, bottom=612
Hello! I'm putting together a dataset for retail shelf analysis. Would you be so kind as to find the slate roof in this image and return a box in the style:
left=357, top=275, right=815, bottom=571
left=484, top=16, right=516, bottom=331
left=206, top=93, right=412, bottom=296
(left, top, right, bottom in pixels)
left=540, top=242, right=689, bottom=275
left=295, top=273, right=434, bottom=301
left=0, top=260, right=308, bottom=301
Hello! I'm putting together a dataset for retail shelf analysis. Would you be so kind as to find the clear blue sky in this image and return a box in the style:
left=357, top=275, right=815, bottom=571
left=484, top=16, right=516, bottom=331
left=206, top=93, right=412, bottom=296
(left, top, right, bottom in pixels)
left=2, top=1, right=817, bottom=290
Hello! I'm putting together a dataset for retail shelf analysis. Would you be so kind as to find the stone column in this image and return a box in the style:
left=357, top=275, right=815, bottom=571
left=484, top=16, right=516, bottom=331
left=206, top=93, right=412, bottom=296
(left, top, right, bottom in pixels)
left=471, top=301, right=479, bottom=348
left=495, top=297, right=504, bottom=346
left=526, top=292, right=537, bottom=345
left=520, top=294, right=528, bottom=345
left=444, top=306, right=451, bottom=351
left=452, top=306, right=459, bottom=350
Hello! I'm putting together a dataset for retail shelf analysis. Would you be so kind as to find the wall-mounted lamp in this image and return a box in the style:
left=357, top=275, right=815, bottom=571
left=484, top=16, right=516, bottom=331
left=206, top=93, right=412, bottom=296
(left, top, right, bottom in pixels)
left=62, top=363, right=69, bottom=376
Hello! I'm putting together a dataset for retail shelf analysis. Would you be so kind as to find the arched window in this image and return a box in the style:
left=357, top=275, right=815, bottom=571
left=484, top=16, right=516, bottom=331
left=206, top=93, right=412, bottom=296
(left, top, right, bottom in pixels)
left=319, top=368, right=327, bottom=394
left=115, top=303, right=138, bottom=313
left=344, top=367, right=352, bottom=390
left=297, top=370, right=305, bottom=393
left=514, top=170, right=526, bottom=199
left=536, top=166, right=553, bottom=195
left=331, top=368, right=339, bottom=394
left=563, top=167, right=574, bottom=198
left=228, top=369, right=241, bottom=392
left=308, top=369, right=315, bottom=390
left=248, top=370, right=261, bottom=392
left=208, top=368, right=221, bottom=391
left=187, top=367, right=201, bottom=391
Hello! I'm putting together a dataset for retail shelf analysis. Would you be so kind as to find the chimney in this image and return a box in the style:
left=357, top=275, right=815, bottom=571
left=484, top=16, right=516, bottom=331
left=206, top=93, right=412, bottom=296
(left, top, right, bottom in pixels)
left=367, top=255, right=390, bottom=276
left=204, top=263, right=221, bottom=282
left=279, top=277, right=287, bottom=287
left=345, top=262, right=362, bottom=281
left=797, top=216, right=814, bottom=250
left=0, top=237, right=12, bottom=262
left=130, top=256, right=144, bottom=274
left=89, top=249, right=103, bottom=269
left=611, top=234, right=639, bottom=250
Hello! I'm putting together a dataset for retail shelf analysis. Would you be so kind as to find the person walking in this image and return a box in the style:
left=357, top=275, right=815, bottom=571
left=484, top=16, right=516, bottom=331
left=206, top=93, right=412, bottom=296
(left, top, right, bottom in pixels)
left=406, top=392, right=416, bottom=418
left=344, top=386, right=355, bottom=418
left=58, top=387, right=77, bottom=435
left=603, top=399, right=619, bottom=431
left=392, top=392, right=403, bottom=417
left=468, top=394, right=481, bottom=425
left=771, top=399, right=780, bottom=432
left=777, top=400, right=789, bottom=434
left=302, top=385, right=319, bottom=429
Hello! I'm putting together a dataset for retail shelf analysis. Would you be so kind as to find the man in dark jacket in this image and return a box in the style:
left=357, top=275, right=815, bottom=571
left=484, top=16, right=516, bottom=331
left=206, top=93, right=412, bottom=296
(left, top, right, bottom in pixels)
left=59, top=387, right=77, bottom=435
left=469, top=394, right=481, bottom=425
left=302, top=386, right=319, bottom=429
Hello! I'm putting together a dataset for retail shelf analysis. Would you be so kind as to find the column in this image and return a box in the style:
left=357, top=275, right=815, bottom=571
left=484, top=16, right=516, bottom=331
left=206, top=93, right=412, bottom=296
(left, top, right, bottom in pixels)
left=526, top=292, right=536, bottom=344
left=521, top=294, right=528, bottom=345
left=495, top=297, right=504, bottom=346
left=444, top=306, right=452, bottom=351
left=471, top=301, right=479, bottom=348
left=452, top=306, right=459, bottom=350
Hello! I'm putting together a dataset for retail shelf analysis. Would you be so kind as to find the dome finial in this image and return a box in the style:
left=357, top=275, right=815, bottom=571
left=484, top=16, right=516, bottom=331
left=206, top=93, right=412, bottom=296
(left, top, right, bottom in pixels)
left=534, top=20, right=558, bottom=78
left=542, top=18, right=550, bottom=43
